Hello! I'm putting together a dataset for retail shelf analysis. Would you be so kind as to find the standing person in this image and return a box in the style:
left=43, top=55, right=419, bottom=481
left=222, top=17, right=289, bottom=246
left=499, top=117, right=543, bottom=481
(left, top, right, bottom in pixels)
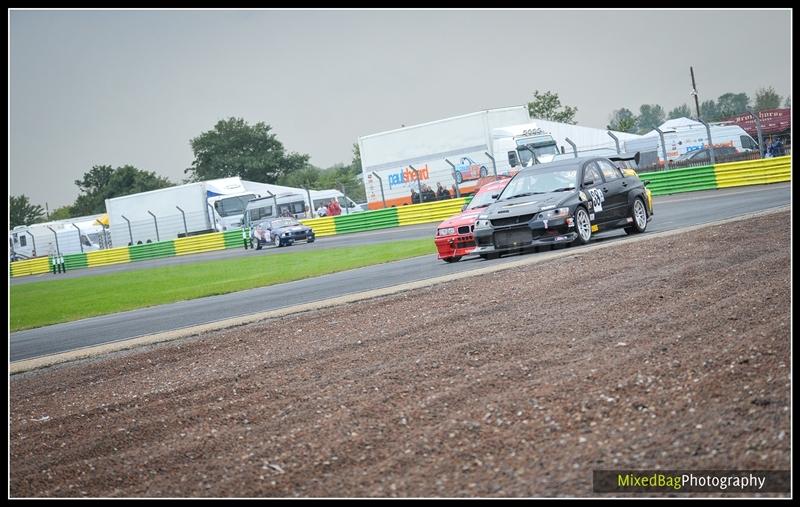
left=329, top=197, right=342, bottom=216
left=316, top=203, right=328, bottom=217
left=770, top=137, right=785, bottom=157
left=436, top=182, right=450, bottom=200
left=410, top=188, right=420, bottom=204
left=423, top=184, right=436, bottom=202
left=764, top=137, right=774, bottom=158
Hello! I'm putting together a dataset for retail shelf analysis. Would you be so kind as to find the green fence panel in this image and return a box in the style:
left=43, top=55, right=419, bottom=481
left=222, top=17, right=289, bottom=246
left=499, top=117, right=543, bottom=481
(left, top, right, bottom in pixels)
left=63, top=252, right=88, bottom=270
left=128, top=240, right=177, bottom=262
left=638, top=165, right=717, bottom=196
left=332, top=208, right=400, bottom=234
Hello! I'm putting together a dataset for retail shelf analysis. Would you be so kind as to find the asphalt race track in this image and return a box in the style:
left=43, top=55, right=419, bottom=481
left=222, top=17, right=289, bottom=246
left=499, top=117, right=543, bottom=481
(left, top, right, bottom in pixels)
left=10, top=182, right=790, bottom=362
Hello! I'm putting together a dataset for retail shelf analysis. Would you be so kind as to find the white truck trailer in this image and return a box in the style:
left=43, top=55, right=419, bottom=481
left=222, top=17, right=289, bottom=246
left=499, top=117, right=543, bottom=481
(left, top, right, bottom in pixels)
left=105, top=177, right=258, bottom=246
left=358, top=106, right=532, bottom=209
left=358, top=106, right=642, bottom=209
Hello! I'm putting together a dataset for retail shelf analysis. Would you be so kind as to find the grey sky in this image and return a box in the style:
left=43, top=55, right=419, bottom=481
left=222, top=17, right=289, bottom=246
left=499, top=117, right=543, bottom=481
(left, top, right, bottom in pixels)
left=10, top=9, right=791, bottom=209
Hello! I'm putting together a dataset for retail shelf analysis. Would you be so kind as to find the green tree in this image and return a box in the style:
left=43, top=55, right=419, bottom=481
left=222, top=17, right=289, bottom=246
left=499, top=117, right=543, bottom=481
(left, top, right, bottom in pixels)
left=607, top=108, right=638, bottom=133
left=700, top=100, right=719, bottom=122
left=277, top=165, right=322, bottom=189
left=185, top=117, right=310, bottom=184
left=667, top=104, right=693, bottom=120
left=716, top=92, right=750, bottom=119
left=784, top=96, right=791, bottom=108
left=10, top=195, right=45, bottom=228
left=527, top=90, right=578, bottom=124
left=351, top=143, right=362, bottom=174
left=636, top=104, right=666, bottom=134
left=754, top=86, right=782, bottom=111
left=71, top=164, right=173, bottom=215
left=47, top=205, right=74, bottom=221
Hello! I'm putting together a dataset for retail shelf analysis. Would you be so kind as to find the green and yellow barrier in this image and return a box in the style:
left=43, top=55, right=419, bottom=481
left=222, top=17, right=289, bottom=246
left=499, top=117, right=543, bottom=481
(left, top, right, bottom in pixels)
left=299, top=216, right=337, bottom=237
left=638, top=155, right=790, bottom=196
left=174, top=232, right=225, bottom=256
left=713, top=156, right=791, bottom=189
left=9, top=257, right=51, bottom=277
left=86, top=246, right=131, bottom=267
left=396, top=198, right=469, bottom=227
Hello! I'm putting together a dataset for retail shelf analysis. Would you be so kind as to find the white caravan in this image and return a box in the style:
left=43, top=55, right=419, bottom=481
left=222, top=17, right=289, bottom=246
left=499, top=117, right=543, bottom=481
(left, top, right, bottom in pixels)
left=10, top=215, right=105, bottom=259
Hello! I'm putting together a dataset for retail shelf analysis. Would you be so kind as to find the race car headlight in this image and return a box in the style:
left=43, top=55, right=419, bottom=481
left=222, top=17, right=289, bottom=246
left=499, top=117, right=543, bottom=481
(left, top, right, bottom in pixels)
left=437, top=227, right=455, bottom=236
left=474, top=219, right=492, bottom=229
left=537, top=207, right=570, bottom=221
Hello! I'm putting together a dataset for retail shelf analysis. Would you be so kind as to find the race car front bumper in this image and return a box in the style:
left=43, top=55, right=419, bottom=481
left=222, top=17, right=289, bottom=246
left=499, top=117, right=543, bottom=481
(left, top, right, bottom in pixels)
left=473, top=215, right=578, bottom=254
left=434, top=233, right=476, bottom=259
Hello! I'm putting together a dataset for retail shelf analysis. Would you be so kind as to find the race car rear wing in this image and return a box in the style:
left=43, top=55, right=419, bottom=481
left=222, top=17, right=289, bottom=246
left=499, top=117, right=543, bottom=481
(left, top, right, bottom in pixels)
left=608, top=152, right=640, bottom=166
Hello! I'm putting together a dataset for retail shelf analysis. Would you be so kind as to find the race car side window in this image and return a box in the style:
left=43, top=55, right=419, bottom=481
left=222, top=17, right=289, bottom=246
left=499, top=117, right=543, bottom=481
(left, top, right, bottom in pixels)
left=596, top=160, right=622, bottom=181
left=582, top=162, right=604, bottom=187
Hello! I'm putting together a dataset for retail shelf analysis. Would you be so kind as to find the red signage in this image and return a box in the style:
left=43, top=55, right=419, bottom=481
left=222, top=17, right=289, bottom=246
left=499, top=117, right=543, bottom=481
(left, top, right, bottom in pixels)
left=723, top=108, right=791, bottom=137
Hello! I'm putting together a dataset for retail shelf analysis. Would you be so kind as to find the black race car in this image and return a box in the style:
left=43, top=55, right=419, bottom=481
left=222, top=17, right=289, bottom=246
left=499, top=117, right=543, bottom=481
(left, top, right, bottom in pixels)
left=252, top=217, right=315, bottom=249
left=472, top=155, right=653, bottom=259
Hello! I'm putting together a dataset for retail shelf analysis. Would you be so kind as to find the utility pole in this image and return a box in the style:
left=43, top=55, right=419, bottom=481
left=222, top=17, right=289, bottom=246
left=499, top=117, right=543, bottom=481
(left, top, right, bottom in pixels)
left=690, top=66, right=701, bottom=120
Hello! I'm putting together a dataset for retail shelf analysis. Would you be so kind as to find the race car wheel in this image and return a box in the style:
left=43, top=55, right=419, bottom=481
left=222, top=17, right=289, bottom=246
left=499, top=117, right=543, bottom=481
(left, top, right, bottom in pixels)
left=307, top=237, right=315, bottom=243
left=273, top=235, right=282, bottom=247
left=574, top=207, right=592, bottom=245
left=479, top=166, right=488, bottom=178
left=443, top=256, right=462, bottom=263
left=625, top=198, right=648, bottom=235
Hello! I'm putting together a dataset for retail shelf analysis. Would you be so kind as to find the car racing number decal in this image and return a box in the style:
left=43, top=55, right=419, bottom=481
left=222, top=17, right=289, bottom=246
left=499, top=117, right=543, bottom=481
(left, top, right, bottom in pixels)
left=587, top=188, right=605, bottom=212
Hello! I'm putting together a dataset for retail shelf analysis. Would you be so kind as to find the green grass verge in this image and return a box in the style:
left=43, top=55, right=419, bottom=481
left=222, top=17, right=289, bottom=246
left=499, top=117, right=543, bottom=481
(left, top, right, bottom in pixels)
left=11, top=238, right=436, bottom=332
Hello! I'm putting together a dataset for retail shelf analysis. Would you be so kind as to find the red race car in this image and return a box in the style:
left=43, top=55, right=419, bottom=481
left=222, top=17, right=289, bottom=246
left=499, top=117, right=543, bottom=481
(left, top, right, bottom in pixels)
left=434, top=177, right=511, bottom=263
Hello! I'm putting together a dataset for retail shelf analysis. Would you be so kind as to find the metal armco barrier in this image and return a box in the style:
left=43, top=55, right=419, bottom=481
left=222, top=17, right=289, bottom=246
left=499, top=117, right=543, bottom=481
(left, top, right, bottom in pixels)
left=9, top=158, right=789, bottom=278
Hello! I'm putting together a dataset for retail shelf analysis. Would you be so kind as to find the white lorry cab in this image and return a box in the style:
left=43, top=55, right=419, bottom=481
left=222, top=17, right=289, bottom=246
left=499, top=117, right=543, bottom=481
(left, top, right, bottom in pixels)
left=623, top=117, right=759, bottom=168
left=491, top=124, right=561, bottom=169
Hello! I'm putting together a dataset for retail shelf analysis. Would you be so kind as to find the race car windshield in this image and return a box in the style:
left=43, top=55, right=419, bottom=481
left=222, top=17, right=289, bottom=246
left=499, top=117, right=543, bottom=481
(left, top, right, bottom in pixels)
left=268, top=218, right=300, bottom=228
left=466, top=189, right=501, bottom=209
left=499, top=167, right=578, bottom=200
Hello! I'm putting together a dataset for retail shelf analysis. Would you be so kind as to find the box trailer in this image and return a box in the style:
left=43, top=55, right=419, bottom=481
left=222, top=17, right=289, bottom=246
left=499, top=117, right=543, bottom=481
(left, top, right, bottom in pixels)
left=358, top=106, right=642, bottom=209
left=105, top=177, right=257, bottom=246
left=358, top=106, right=532, bottom=209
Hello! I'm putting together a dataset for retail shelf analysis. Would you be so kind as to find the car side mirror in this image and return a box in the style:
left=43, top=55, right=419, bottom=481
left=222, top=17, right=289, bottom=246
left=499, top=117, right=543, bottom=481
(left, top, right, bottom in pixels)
left=642, top=180, right=651, bottom=187
left=491, top=193, right=499, bottom=199
left=583, top=179, right=594, bottom=187
left=507, top=151, right=519, bottom=167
